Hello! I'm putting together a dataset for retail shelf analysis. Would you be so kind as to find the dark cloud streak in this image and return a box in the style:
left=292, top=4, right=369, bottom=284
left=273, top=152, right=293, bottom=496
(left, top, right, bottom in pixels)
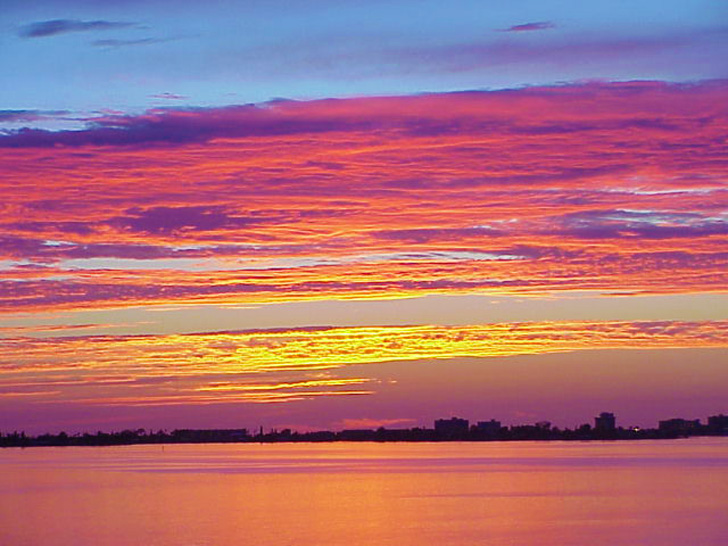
left=19, top=19, right=136, bottom=38
left=0, top=80, right=725, bottom=148
left=0, top=110, right=69, bottom=123
left=500, top=21, right=556, bottom=32
left=92, top=38, right=166, bottom=48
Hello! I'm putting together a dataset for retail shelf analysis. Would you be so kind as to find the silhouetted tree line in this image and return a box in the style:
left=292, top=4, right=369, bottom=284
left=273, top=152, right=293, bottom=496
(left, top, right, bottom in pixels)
left=2, top=414, right=726, bottom=448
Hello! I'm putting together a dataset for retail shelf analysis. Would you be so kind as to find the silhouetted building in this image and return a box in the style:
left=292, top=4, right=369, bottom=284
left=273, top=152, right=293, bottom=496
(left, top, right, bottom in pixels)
left=340, top=429, right=375, bottom=441
left=475, top=420, right=501, bottom=435
left=595, top=412, right=616, bottom=432
left=5, top=409, right=728, bottom=448
left=435, top=417, right=469, bottom=438
left=171, top=428, right=249, bottom=443
left=659, top=418, right=700, bottom=436
left=300, top=430, right=336, bottom=442
left=707, top=414, right=728, bottom=434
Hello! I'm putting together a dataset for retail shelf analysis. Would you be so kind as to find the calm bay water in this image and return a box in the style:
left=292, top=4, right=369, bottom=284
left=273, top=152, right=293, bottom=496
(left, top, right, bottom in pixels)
left=1, top=439, right=726, bottom=545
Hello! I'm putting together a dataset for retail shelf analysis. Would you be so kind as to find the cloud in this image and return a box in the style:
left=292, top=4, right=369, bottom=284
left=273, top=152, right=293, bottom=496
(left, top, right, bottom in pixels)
left=19, top=19, right=136, bottom=38
left=387, top=30, right=724, bottom=77
left=0, top=110, right=69, bottom=124
left=0, top=323, right=124, bottom=335
left=233, top=25, right=726, bottom=83
left=0, top=103, right=369, bottom=147
left=92, top=38, right=166, bottom=48
left=0, top=80, right=725, bottom=312
left=1, top=79, right=725, bottom=149
left=553, top=209, right=728, bottom=240
left=150, top=93, right=188, bottom=101
left=0, top=320, right=725, bottom=407
left=114, top=206, right=258, bottom=234
left=499, top=21, right=556, bottom=32
left=373, top=227, right=503, bottom=244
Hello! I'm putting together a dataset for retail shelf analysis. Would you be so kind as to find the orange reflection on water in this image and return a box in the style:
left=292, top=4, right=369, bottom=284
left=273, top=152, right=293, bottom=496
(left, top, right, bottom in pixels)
left=0, top=440, right=726, bottom=545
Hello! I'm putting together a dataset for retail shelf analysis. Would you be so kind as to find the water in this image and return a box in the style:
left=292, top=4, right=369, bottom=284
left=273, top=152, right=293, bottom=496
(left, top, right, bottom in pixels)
left=1, top=439, right=726, bottom=545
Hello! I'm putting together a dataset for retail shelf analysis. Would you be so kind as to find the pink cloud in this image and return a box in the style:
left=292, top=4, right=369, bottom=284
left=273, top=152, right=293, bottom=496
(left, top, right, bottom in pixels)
left=0, top=80, right=725, bottom=313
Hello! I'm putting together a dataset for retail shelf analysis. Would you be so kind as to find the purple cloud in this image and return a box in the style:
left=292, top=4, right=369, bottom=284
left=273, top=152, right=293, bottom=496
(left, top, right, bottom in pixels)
left=92, top=38, right=167, bottom=48
left=9, top=221, right=94, bottom=236
left=19, top=19, right=136, bottom=38
left=0, top=235, right=274, bottom=263
left=0, top=110, right=68, bottom=124
left=0, top=104, right=371, bottom=148
left=2, top=79, right=723, bottom=149
left=554, top=210, right=728, bottom=240
left=115, top=206, right=261, bottom=234
left=500, top=21, right=556, bottom=33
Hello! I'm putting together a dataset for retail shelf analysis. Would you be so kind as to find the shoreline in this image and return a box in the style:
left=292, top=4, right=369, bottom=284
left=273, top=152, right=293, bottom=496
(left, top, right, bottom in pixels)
left=3, top=429, right=726, bottom=449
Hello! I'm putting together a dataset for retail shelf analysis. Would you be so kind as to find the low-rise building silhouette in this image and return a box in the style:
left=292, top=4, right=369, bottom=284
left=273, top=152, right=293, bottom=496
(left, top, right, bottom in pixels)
left=658, top=418, right=700, bottom=436
left=435, top=417, right=469, bottom=439
left=708, top=414, right=728, bottom=434
left=475, top=420, right=502, bottom=436
left=340, top=429, right=376, bottom=441
left=4, top=410, right=727, bottom=448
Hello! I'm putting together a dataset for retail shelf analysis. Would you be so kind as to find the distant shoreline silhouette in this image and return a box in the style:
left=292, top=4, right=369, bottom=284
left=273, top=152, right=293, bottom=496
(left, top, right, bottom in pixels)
left=2, top=412, right=726, bottom=448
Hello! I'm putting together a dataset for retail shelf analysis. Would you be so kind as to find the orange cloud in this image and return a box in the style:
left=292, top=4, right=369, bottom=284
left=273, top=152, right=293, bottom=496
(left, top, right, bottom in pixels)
left=0, top=81, right=725, bottom=313
left=1, top=320, right=725, bottom=407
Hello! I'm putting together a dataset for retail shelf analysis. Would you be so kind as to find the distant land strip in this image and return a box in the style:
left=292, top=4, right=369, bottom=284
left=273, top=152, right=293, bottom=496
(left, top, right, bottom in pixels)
left=3, top=413, right=727, bottom=448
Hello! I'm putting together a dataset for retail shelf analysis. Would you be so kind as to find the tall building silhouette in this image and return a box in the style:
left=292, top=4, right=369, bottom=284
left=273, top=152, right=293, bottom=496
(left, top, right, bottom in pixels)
left=595, top=412, right=616, bottom=432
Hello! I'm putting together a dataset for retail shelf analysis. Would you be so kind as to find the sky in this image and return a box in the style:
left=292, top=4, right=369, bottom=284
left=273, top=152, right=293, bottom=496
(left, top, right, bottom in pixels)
left=1, top=0, right=727, bottom=434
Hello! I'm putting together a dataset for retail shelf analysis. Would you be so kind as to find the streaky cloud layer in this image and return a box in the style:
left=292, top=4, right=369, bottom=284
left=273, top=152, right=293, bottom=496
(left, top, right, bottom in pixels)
left=0, top=80, right=726, bottom=313
left=1, top=320, right=725, bottom=407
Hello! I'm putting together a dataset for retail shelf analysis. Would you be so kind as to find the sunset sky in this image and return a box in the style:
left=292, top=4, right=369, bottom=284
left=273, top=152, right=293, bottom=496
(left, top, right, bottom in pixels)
left=1, top=0, right=726, bottom=434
